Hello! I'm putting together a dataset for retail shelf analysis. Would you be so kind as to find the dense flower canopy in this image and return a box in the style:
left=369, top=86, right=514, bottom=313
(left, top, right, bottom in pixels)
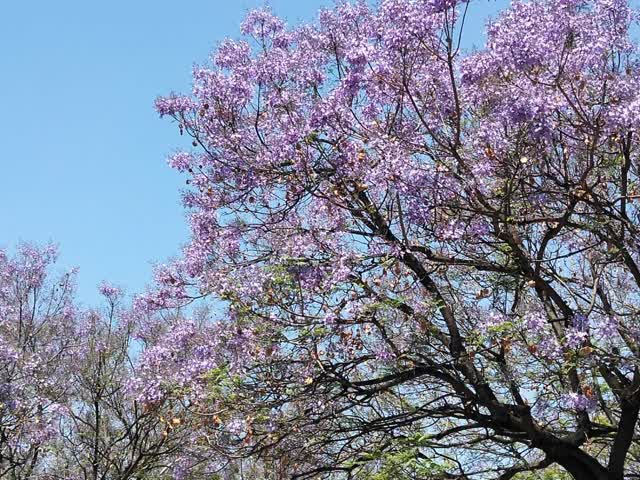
left=136, top=0, right=640, bottom=478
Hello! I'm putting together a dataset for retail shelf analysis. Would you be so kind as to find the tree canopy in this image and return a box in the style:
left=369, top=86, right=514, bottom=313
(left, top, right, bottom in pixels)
left=5, top=1, right=640, bottom=479
left=137, top=0, right=640, bottom=478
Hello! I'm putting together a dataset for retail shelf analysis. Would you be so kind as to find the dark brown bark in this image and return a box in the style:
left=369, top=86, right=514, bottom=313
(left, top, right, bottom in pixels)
left=542, top=443, right=609, bottom=480
left=608, top=399, right=640, bottom=480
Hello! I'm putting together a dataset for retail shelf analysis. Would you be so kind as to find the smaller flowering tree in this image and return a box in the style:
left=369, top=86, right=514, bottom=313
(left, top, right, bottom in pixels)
left=0, top=244, right=77, bottom=479
left=52, top=283, right=197, bottom=480
left=54, top=280, right=244, bottom=480
left=0, top=244, right=224, bottom=480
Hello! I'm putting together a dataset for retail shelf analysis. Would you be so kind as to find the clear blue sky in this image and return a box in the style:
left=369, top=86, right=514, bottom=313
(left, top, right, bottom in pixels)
left=0, top=0, right=507, bottom=306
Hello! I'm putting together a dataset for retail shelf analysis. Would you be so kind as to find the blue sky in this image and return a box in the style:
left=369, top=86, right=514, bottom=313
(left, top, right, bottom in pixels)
left=0, top=0, right=507, bottom=306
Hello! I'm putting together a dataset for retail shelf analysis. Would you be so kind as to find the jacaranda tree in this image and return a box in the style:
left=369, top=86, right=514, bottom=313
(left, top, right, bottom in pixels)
left=54, top=284, right=196, bottom=480
left=0, top=244, right=76, bottom=479
left=0, top=245, right=200, bottom=480
left=135, top=0, right=640, bottom=478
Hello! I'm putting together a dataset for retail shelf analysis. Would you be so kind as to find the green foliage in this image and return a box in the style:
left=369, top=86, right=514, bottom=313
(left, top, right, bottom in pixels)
left=203, top=364, right=240, bottom=402
left=353, top=447, right=447, bottom=480
left=513, top=465, right=572, bottom=480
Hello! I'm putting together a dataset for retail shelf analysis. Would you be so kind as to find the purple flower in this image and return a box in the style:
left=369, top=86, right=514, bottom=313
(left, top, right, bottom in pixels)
left=538, top=336, right=563, bottom=361
left=564, top=328, right=588, bottom=349
left=562, top=392, right=597, bottom=412
left=98, top=281, right=122, bottom=301
left=572, top=313, right=589, bottom=332
left=374, top=346, right=396, bottom=362
left=525, top=311, right=546, bottom=334
left=155, top=94, right=197, bottom=117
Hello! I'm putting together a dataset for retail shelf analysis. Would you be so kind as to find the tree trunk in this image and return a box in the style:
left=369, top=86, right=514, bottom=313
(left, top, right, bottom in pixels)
left=608, top=400, right=640, bottom=480
left=544, top=444, right=610, bottom=480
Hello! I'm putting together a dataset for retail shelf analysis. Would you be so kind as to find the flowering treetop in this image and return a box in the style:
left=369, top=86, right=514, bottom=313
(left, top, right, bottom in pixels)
left=138, top=1, right=640, bottom=478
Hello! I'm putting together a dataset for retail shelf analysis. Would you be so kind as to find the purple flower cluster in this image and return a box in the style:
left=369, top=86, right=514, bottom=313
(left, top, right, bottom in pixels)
left=562, top=392, right=597, bottom=412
